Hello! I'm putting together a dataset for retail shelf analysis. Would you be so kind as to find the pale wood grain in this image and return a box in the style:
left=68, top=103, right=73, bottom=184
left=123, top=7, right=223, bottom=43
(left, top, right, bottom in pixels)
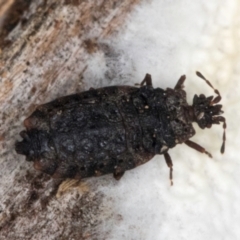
left=0, top=0, right=141, bottom=239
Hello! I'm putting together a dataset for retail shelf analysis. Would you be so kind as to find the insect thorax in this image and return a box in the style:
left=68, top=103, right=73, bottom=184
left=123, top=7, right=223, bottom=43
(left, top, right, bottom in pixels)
left=129, top=85, right=194, bottom=155
left=165, top=87, right=195, bottom=144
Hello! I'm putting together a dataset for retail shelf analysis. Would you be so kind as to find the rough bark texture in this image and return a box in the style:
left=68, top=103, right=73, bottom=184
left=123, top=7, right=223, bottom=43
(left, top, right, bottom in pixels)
left=0, top=0, right=141, bottom=239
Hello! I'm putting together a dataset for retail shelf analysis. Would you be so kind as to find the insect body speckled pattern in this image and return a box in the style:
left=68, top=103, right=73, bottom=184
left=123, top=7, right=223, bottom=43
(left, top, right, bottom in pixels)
left=15, top=72, right=226, bottom=185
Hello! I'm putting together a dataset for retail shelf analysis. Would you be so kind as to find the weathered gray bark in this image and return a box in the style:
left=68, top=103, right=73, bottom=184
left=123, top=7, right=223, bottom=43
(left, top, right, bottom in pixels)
left=0, top=0, right=141, bottom=239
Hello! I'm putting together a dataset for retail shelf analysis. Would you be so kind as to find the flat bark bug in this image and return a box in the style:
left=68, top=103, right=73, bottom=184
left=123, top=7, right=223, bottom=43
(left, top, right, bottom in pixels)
left=15, top=72, right=226, bottom=185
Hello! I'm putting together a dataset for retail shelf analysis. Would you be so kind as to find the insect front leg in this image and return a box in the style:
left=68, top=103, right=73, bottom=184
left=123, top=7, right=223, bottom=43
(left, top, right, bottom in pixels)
left=174, top=75, right=186, bottom=90
left=184, top=139, right=212, bottom=158
left=140, top=73, right=153, bottom=87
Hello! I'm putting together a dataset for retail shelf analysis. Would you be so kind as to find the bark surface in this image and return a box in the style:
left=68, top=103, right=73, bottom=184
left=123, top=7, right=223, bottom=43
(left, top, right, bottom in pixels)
left=0, top=0, right=141, bottom=239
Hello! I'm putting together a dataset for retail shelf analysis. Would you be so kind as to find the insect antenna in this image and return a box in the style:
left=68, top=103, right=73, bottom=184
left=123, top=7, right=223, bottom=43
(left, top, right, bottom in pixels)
left=196, top=71, right=221, bottom=104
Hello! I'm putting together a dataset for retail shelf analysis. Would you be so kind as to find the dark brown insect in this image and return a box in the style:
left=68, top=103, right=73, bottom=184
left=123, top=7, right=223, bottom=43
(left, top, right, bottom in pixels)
left=15, top=72, right=226, bottom=185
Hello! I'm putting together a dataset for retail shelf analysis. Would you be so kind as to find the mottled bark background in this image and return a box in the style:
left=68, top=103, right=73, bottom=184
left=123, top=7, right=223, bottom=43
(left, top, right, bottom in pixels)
left=0, top=0, right=141, bottom=239
left=2, top=1, right=239, bottom=240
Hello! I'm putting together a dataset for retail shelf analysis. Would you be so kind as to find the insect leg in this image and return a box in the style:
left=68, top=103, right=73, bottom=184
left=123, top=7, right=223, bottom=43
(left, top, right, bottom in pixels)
left=174, top=75, right=186, bottom=90
left=113, top=171, right=125, bottom=180
left=164, top=152, right=173, bottom=186
left=212, top=116, right=226, bottom=153
left=184, top=140, right=212, bottom=158
left=140, top=73, right=153, bottom=87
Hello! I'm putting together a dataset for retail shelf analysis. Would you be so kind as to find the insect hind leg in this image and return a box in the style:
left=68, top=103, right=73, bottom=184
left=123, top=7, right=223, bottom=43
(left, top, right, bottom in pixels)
left=113, top=171, right=125, bottom=180
left=164, top=152, right=173, bottom=186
